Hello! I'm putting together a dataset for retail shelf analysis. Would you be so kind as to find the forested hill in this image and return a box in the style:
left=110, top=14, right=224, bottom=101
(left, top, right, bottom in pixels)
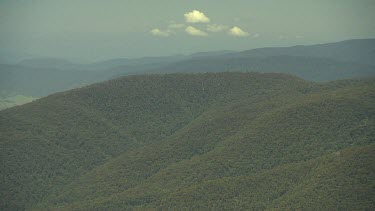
left=1, top=39, right=375, bottom=99
left=1, top=72, right=374, bottom=210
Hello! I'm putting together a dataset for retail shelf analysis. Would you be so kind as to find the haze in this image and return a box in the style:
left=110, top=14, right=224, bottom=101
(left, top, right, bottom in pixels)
left=1, top=0, right=375, bottom=62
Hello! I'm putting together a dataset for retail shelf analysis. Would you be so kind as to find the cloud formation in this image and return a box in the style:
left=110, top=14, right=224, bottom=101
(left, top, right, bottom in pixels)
left=151, top=10, right=254, bottom=38
left=150, top=28, right=170, bottom=37
left=206, top=24, right=228, bottom=32
left=184, top=10, right=210, bottom=23
left=229, top=26, right=249, bottom=37
left=185, top=26, right=208, bottom=36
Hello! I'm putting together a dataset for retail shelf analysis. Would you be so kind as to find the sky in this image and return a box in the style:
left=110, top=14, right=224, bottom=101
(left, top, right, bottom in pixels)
left=1, top=0, right=375, bottom=62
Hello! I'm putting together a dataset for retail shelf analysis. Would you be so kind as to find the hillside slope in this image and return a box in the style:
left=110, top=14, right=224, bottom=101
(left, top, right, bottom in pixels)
left=2, top=39, right=375, bottom=98
left=237, top=39, right=375, bottom=65
left=147, top=55, right=375, bottom=81
left=0, top=73, right=374, bottom=210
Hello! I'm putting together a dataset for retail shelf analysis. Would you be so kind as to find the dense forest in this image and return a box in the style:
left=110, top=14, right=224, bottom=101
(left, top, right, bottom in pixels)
left=1, top=72, right=374, bottom=210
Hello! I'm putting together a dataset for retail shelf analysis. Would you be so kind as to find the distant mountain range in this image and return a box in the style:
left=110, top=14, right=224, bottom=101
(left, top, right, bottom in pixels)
left=1, top=39, right=374, bottom=98
left=235, top=39, right=375, bottom=65
left=1, top=72, right=374, bottom=209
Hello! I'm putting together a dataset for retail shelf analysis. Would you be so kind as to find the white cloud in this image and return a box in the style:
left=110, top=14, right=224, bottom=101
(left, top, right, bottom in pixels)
left=150, top=28, right=170, bottom=37
left=206, top=24, right=228, bottom=32
left=253, top=33, right=260, bottom=38
left=184, top=10, right=210, bottom=23
left=185, top=26, right=208, bottom=36
left=168, top=23, right=185, bottom=29
left=229, top=26, right=249, bottom=37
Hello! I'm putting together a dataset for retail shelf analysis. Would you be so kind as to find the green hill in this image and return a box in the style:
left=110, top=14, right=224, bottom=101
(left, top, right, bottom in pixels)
left=0, top=72, right=374, bottom=210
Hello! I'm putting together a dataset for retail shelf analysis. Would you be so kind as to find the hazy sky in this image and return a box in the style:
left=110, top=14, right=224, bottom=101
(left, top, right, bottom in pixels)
left=1, top=0, right=375, bottom=62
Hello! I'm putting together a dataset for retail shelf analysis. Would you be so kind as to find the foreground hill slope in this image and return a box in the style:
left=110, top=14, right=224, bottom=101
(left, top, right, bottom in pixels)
left=0, top=73, right=374, bottom=210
